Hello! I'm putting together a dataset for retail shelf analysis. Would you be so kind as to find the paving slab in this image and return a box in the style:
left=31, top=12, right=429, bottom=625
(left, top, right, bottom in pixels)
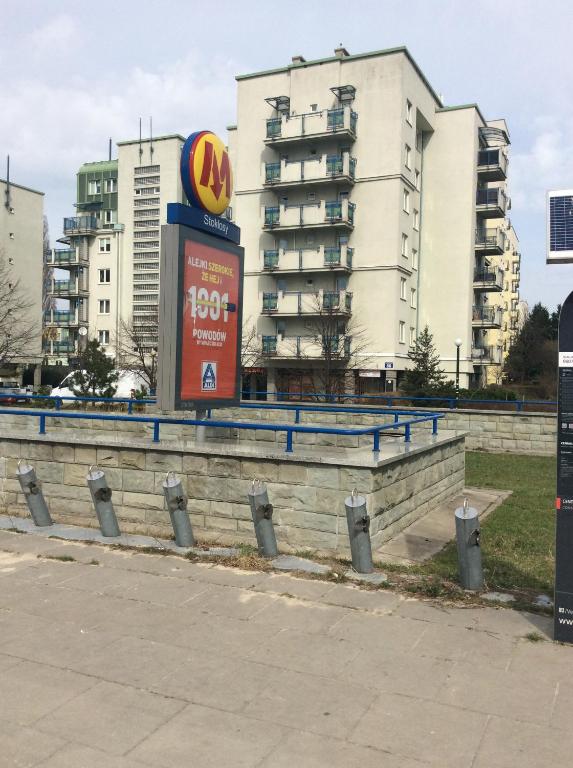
left=0, top=526, right=571, bottom=768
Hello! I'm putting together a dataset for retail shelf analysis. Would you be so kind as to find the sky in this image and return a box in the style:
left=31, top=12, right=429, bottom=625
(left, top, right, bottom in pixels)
left=1, top=0, right=572, bottom=311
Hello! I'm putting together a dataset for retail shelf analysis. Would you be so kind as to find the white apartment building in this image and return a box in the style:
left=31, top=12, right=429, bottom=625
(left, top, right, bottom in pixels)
left=1, top=177, right=44, bottom=383
left=44, top=135, right=185, bottom=363
left=229, top=45, right=519, bottom=394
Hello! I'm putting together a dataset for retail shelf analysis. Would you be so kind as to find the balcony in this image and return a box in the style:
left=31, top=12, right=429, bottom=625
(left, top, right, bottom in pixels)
left=63, top=215, right=98, bottom=235
left=475, top=228, right=506, bottom=254
left=261, top=289, right=352, bottom=317
left=471, top=345, right=503, bottom=365
left=45, top=248, right=86, bottom=266
left=265, top=106, right=357, bottom=146
left=263, top=199, right=355, bottom=231
left=472, top=305, right=502, bottom=328
left=263, top=153, right=356, bottom=189
left=44, top=310, right=81, bottom=327
left=476, top=188, right=508, bottom=218
left=261, top=335, right=351, bottom=359
left=473, top=267, right=504, bottom=292
left=42, top=340, right=78, bottom=356
left=477, top=148, right=508, bottom=181
left=49, top=278, right=88, bottom=296
left=262, top=245, right=353, bottom=273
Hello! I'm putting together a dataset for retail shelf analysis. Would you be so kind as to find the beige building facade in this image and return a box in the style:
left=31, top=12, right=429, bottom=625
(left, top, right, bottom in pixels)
left=229, top=46, right=519, bottom=394
left=0, top=178, right=44, bottom=381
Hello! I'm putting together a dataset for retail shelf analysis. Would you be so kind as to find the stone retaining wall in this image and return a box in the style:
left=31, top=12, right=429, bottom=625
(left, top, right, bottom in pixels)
left=0, top=431, right=465, bottom=554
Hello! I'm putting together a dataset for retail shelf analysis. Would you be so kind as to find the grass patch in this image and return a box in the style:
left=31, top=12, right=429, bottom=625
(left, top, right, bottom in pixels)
left=420, top=452, right=555, bottom=594
left=524, top=631, right=546, bottom=643
left=42, top=554, right=76, bottom=563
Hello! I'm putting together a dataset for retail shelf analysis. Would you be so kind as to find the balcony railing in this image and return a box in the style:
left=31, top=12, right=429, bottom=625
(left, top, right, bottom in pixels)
left=475, top=228, right=506, bottom=253
left=46, top=248, right=81, bottom=266
left=265, top=106, right=357, bottom=143
left=263, top=199, right=355, bottom=230
left=477, top=148, right=508, bottom=180
left=260, top=334, right=351, bottom=359
left=263, top=153, right=356, bottom=187
left=471, top=345, right=503, bottom=365
left=261, top=245, right=353, bottom=272
left=473, top=267, right=504, bottom=292
left=476, top=188, right=508, bottom=217
left=44, top=310, right=80, bottom=326
left=42, top=340, right=78, bottom=355
left=49, top=279, right=86, bottom=295
left=472, top=305, right=502, bottom=327
left=63, top=215, right=98, bottom=234
left=261, top=290, right=352, bottom=316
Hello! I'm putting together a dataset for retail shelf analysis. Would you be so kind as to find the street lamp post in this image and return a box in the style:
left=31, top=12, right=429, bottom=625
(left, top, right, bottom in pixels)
left=454, top=338, right=462, bottom=396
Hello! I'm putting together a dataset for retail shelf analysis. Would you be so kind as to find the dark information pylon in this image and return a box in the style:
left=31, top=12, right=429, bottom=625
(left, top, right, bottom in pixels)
left=555, top=291, right=573, bottom=642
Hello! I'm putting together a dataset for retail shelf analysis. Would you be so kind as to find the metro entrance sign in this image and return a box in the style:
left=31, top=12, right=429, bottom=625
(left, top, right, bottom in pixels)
left=158, top=131, right=244, bottom=411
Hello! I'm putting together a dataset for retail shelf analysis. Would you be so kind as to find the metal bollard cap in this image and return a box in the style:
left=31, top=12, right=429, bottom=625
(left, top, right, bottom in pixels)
left=345, top=488, right=366, bottom=508
left=455, top=505, right=479, bottom=520
left=163, top=471, right=180, bottom=489
left=86, top=465, right=105, bottom=481
left=16, top=459, right=34, bottom=476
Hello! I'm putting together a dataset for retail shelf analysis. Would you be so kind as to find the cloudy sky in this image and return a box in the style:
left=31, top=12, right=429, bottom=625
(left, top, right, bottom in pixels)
left=1, top=0, right=571, bottom=310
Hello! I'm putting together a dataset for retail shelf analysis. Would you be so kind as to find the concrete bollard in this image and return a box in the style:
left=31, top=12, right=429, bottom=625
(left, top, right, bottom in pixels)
left=86, top=465, right=120, bottom=537
left=455, top=498, right=484, bottom=590
left=16, top=460, right=53, bottom=527
left=248, top=479, right=278, bottom=557
left=162, top=471, right=195, bottom=547
left=345, top=489, right=374, bottom=573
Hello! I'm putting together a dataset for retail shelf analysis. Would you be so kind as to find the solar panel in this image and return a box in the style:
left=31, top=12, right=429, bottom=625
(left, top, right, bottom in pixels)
left=547, top=190, right=573, bottom=263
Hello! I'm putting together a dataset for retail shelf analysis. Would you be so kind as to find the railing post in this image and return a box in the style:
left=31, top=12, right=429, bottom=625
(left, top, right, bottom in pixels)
left=295, top=409, right=300, bottom=424
left=16, top=461, right=53, bottom=527
left=285, top=430, right=293, bottom=453
left=393, top=412, right=400, bottom=424
left=433, top=417, right=439, bottom=435
left=372, top=430, right=380, bottom=453
left=405, top=423, right=411, bottom=443
left=54, top=397, right=62, bottom=411
left=153, top=421, right=160, bottom=442
left=39, top=414, right=46, bottom=435
left=128, top=400, right=133, bottom=414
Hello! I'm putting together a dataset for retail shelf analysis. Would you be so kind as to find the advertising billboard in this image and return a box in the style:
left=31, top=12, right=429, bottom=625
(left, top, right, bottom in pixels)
left=158, top=224, right=244, bottom=410
left=547, top=190, right=573, bottom=264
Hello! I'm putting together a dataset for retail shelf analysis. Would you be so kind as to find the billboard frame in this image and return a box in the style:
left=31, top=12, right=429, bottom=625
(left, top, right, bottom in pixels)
left=158, top=222, right=244, bottom=411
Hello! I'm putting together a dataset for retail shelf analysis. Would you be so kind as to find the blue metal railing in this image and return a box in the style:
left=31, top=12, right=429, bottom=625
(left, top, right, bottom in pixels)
left=0, top=405, right=443, bottom=454
left=0, top=393, right=155, bottom=415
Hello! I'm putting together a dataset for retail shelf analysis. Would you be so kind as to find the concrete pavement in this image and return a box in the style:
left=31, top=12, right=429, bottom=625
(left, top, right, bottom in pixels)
left=0, top=528, right=569, bottom=767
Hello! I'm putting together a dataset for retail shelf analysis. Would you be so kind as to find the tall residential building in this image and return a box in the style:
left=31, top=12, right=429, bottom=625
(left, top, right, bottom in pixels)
left=228, top=45, right=520, bottom=393
left=0, top=177, right=44, bottom=382
left=44, top=135, right=185, bottom=363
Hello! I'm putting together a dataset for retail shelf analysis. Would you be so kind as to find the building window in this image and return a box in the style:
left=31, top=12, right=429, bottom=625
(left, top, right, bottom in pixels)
left=401, top=233, right=408, bottom=258
left=88, top=180, right=101, bottom=195
left=410, top=327, right=416, bottom=346
left=411, top=288, right=417, bottom=308
left=413, top=209, right=419, bottom=230
left=415, top=170, right=420, bottom=190
left=406, top=100, right=413, bottom=125
left=403, top=189, right=410, bottom=213
left=412, top=248, right=418, bottom=269
left=99, top=238, right=111, bottom=253
left=98, top=300, right=110, bottom=314
left=399, top=321, right=406, bottom=344
left=104, top=178, right=117, bottom=193
left=400, top=277, right=407, bottom=300
left=98, top=330, right=110, bottom=346
left=104, top=210, right=117, bottom=225
left=405, top=144, right=412, bottom=170
left=99, top=268, right=111, bottom=284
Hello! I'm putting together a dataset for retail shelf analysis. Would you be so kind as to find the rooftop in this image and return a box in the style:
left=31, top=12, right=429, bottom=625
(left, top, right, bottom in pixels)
left=117, top=133, right=186, bottom=147
left=0, top=178, right=44, bottom=196
left=78, top=160, right=118, bottom=174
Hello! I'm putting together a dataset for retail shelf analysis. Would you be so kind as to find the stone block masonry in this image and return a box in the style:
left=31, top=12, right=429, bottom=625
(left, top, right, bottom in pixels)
left=0, top=430, right=465, bottom=555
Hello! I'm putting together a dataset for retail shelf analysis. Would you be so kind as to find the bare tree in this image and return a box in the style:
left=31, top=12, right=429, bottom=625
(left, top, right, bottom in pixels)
left=42, top=216, right=54, bottom=314
left=241, top=317, right=264, bottom=369
left=284, top=292, right=372, bottom=398
left=114, top=310, right=158, bottom=392
left=0, top=251, right=39, bottom=366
